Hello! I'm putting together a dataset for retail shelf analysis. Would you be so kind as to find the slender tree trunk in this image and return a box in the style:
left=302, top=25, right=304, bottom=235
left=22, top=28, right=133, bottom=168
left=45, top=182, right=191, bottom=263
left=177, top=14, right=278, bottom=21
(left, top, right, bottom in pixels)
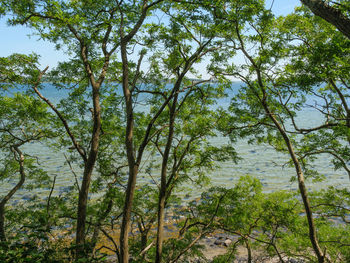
left=156, top=94, right=178, bottom=263
left=273, top=244, right=285, bottom=263
left=0, top=146, right=26, bottom=242
left=245, top=239, right=252, bottom=263
left=119, top=39, right=138, bottom=263
left=76, top=84, right=101, bottom=257
left=118, top=7, right=161, bottom=259
left=120, top=165, right=138, bottom=263
left=76, top=169, right=94, bottom=254
left=155, top=187, right=166, bottom=263
left=34, top=73, right=102, bottom=259
left=140, top=232, right=148, bottom=252
left=0, top=204, right=6, bottom=242
left=261, top=100, right=325, bottom=263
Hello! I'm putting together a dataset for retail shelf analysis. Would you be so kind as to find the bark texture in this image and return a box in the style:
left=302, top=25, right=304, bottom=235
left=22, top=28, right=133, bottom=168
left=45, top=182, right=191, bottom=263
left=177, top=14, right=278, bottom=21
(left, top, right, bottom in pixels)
left=301, top=0, right=350, bottom=39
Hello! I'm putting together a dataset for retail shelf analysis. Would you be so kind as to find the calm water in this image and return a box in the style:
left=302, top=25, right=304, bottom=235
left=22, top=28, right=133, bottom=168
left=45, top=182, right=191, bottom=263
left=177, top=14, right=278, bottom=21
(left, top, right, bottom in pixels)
left=1, top=83, right=349, bottom=200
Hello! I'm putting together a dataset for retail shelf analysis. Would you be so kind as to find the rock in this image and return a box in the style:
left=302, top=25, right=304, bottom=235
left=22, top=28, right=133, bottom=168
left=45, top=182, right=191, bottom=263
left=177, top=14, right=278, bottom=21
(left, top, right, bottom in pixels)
left=214, top=239, right=222, bottom=246
left=287, top=259, right=305, bottom=263
left=214, top=238, right=224, bottom=246
left=235, top=257, right=247, bottom=263
left=214, top=237, right=232, bottom=247
left=223, top=239, right=232, bottom=247
left=188, top=258, right=208, bottom=263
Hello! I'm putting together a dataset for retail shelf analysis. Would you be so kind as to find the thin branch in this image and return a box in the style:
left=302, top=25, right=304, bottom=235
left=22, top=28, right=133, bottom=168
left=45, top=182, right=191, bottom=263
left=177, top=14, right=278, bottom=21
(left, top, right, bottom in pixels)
left=32, top=67, right=87, bottom=161
left=64, top=154, right=81, bottom=192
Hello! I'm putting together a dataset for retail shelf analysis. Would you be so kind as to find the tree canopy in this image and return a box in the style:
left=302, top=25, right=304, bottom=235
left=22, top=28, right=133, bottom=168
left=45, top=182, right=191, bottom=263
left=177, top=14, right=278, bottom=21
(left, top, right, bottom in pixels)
left=0, top=0, right=349, bottom=262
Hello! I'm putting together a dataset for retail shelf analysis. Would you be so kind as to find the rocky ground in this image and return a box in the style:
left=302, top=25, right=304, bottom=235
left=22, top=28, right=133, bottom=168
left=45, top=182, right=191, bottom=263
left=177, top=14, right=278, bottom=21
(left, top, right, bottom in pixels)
left=105, top=233, right=306, bottom=263
left=103, top=212, right=307, bottom=262
left=188, top=233, right=306, bottom=263
left=104, top=228, right=307, bottom=263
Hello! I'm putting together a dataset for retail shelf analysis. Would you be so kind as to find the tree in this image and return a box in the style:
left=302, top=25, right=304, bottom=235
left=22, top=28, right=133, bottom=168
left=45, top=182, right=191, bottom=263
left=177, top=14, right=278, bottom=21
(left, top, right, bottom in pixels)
left=0, top=54, right=54, bottom=243
left=1, top=0, right=117, bottom=257
left=211, top=1, right=327, bottom=261
left=0, top=1, right=165, bottom=260
left=112, top=2, right=234, bottom=259
left=144, top=3, right=233, bottom=262
left=1, top=0, right=349, bottom=261
left=193, top=176, right=305, bottom=263
left=97, top=1, right=168, bottom=261
left=1, top=1, right=232, bottom=261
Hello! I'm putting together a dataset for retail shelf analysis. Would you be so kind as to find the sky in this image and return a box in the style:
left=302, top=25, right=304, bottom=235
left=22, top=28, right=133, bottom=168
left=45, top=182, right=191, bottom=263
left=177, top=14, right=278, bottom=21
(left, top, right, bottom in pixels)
left=0, top=0, right=301, bottom=71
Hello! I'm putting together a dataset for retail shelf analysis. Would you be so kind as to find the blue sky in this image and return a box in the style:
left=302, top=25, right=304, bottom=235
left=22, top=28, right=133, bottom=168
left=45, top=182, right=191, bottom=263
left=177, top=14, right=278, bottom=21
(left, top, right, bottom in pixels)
left=0, top=0, right=301, bottom=70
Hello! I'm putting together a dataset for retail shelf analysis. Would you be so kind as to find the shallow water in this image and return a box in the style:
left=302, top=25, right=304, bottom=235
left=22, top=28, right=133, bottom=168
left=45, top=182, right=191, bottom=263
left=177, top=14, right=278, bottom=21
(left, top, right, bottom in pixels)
left=1, top=83, right=349, bottom=201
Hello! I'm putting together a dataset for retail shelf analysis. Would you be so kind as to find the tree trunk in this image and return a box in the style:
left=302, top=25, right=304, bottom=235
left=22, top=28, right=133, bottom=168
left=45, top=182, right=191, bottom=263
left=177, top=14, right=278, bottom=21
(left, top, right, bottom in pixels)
left=0, top=204, right=5, bottom=242
left=0, top=146, right=26, bottom=242
left=76, top=84, right=101, bottom=258
left=155, top=190, right=166, bottom=263
left=76, top=169, right=94, bottom=255
left=245, top=239, right=252, bottom=263
left=301, top=0, right=350, bottom=39
left=155, top=95, right=178, bottom=263
left=120, top=164, right=138, bottom=263
left=140, top=232, right=148, bottom=253
left=119, top=39, right=138, bottom=263
left=235, top=11, right=326, bottom=263
left=261, top=100, right=325, bottom=263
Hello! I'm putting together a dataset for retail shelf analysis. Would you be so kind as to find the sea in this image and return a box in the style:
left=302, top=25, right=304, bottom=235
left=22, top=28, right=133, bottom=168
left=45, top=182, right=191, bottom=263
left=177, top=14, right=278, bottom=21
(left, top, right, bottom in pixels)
left=1, top=82, right=349, bottom=201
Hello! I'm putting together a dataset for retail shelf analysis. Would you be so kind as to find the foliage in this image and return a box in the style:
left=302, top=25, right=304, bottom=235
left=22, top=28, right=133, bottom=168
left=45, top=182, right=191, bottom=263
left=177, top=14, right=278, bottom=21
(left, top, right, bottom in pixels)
left=195, top=176, right=350, bottom=262
left=0, top=0, right=349, bottom=262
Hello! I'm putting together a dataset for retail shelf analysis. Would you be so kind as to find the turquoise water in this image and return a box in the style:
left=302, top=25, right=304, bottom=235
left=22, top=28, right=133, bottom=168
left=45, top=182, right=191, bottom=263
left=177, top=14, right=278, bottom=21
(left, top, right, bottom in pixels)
left=1, top=83, right=349, bottom=200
